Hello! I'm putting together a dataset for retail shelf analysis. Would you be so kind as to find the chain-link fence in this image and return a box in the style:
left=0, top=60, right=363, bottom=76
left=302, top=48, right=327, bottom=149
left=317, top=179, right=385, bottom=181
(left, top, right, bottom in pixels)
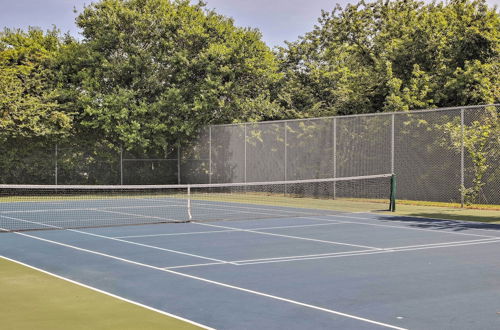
left=186, top=104, right=499, bottom=205
left=1, top=105, right=498, bottom=205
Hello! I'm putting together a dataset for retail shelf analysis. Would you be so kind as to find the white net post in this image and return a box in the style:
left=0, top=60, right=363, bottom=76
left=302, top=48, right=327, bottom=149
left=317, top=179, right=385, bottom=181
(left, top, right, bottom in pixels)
left=187, top=185, right=192, bottom=220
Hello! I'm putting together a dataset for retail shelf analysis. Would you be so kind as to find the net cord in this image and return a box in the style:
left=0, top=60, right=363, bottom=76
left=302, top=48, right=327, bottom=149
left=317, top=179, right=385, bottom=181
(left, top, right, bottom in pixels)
left=0, top=174, right=393, bottom=190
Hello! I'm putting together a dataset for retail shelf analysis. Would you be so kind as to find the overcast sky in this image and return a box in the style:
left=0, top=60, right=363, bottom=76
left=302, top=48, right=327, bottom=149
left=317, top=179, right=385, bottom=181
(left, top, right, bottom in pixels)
left=1, top=0, right=499, bottom=47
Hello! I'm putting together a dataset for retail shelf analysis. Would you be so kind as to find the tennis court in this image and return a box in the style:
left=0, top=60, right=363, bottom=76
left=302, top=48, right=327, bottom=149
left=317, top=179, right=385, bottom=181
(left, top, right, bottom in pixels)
left=1, top=178, right=500, bottom=329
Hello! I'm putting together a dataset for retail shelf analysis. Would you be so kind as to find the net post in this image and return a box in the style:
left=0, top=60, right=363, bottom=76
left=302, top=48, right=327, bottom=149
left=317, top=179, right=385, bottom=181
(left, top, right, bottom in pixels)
left=187, top=186, right=192, bottom=220
left=390, top=174, right=396, bottom=212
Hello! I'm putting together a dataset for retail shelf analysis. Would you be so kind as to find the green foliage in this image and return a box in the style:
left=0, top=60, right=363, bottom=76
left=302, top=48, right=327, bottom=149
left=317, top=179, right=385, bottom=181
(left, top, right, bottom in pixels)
left=1, top=0, right=499, bottom=187
left=439, top=107, right=499, bottom=204
left=65, top=0, right=282, bottom=152
left=0, top=28, right=73, bottom=142
left=277, top=0, right=500, bottom=117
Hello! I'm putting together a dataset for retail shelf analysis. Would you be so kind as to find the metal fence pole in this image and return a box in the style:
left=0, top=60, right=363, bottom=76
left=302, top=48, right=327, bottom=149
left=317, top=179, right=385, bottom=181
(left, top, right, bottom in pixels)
left=284, top=122, right=287, bottom=181
left=391, top=114, right=395, bottom=174
left=209, top=126, right=212, bottom=184
left=461, top=108, right=465, bottom=208
left=177, top=144, right=181, bottom=185
left=284, top=122, right=288, bottom=194
left=120, top=146, right=123, bottom=185
left=244, top=124, right=247, bottom=183
left=333, top=118, right=337, bottom=199
left=55, top=144, right=58, bottom=185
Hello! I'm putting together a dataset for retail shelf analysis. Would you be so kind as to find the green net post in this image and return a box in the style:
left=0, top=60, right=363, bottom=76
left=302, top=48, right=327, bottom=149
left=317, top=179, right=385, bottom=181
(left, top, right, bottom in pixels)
left=390, top=174, right=396, bottom=212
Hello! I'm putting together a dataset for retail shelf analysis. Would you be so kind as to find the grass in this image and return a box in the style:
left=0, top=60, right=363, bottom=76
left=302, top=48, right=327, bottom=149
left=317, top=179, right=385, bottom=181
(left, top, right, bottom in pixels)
left=0, top=257, right=202, bottom=330
left=379, top=203, right=500, bottom=223
left=395, top=199, right=500, bottom=211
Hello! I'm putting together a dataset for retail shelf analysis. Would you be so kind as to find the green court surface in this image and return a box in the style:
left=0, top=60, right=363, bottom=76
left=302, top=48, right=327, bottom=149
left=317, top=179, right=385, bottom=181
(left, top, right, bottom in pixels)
left=0, top=257, right=202, bottom=330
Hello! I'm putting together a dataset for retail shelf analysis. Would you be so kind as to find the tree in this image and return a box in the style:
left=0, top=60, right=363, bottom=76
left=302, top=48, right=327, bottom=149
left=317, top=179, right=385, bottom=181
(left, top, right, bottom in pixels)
left=277, top=0, right=499, bottom=117
left=0, top=28, right=76, bottom=184
left=439, top=106, right=499, bottom=205
left=66, top=0, right=282, bottom=153
left=0, top=28, right=72, bottom=142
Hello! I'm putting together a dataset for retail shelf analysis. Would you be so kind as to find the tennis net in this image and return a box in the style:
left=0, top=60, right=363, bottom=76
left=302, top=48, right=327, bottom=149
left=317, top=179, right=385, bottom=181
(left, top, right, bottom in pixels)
left=0, top=174, right=395, bottom=232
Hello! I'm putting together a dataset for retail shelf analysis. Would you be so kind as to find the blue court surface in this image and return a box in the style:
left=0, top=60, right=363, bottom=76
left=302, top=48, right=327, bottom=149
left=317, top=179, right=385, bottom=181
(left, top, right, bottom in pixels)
left=1, top=197, right=500, bottom=329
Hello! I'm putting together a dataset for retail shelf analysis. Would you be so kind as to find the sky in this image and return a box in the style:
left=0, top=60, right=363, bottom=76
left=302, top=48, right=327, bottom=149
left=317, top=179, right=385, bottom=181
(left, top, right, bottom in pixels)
left=0, top=0, right=499, bottom=47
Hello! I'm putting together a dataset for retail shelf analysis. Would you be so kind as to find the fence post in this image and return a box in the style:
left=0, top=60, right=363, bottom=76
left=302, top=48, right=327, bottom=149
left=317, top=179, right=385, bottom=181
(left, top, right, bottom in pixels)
left=208, top=126, right=212, bottom=184
left=391, top=113, right=395, bottom=174
left=333, top=117, right=337, bottom=199
left=120, top=146, right=123, bottom=185
left=284, top=122, right=287, bottom=179
left=461, top=108, right=465, bottom=208
left=284, top=122, right=288, bottom=194
left=177, top=144, right=181, bottom=185
left=244, top=124, right=247, bottom=183
left=55, top=144, right=58, bottom=185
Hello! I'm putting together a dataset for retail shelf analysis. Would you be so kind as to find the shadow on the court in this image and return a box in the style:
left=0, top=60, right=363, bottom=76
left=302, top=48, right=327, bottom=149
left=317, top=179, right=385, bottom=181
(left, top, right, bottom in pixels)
left=376, top=214, right=500, bottom=233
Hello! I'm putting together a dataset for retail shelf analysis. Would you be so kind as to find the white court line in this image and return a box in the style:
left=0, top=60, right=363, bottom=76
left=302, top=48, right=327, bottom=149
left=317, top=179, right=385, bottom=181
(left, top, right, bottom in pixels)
left=5, top=230, right=407, bottom=330
left=235, top=238, right=500, bottom=266
left=386, top=238, right=500, bottom=249
left=194, top=222, right=383, bottom=250
left=0, top=214, right=235, bottom=265
left=90, top=208, right=347, bottom=246
left=93, top=209, right=187, bottom=223
left=114, top=221, right=346, bottom=239
left=42, top=217, right=140, bottom=224
left=165, top=262, right=228, bottom=269
left=162, top=249, right=383, bottom=269
left=239, top=250, right=395, bottom=265
left=0, top=255, right=213, bottom=330
left=72, top=211, right=383, bottom=261
left=139, top=197, right=500, bottom=239
left=161, top=199, right=500, bottom=238
left=68, top=228, right=236, bottom=265
left=163, top=237, right=500, bottom=268
left=393, top=238, right=500, bottom=252
left=115, top=229, right=239, bottom=239
left=170, top=198, right=334, bottom=217
left=94, top=205, right=284, bottom=224
left=225, top=248, right=383, bottom=265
